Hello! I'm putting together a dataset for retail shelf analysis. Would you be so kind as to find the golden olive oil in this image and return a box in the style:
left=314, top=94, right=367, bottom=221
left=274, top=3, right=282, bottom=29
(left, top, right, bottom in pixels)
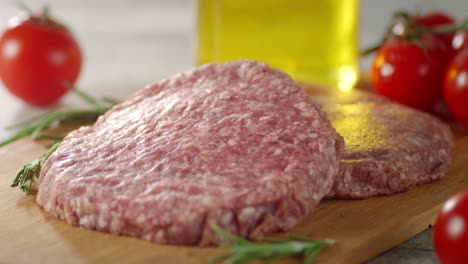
left=196, top=0, right=359, bottom=91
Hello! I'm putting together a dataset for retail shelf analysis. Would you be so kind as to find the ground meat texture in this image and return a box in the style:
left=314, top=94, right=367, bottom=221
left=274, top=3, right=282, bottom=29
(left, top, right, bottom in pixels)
left=36, top=60, right=344, bottom=245
left=305, top=85, right=453, bottom=199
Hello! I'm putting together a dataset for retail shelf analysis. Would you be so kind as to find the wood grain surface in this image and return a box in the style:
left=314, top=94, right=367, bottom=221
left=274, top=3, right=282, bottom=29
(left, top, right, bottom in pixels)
left=0, top=103, right=467, bottom=264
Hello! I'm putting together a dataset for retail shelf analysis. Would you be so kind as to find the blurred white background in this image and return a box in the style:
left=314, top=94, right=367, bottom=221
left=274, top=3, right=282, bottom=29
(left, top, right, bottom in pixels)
left=0, top=0, right=466, bottom=137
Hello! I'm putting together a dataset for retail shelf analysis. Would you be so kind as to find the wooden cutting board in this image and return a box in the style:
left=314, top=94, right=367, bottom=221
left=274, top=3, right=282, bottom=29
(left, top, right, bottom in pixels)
left=1, top=94, right=468, bottom=264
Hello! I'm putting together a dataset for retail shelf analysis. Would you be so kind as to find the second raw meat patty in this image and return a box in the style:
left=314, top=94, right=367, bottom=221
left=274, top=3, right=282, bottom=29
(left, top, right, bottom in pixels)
left=305, top=85, right=453, bottom=199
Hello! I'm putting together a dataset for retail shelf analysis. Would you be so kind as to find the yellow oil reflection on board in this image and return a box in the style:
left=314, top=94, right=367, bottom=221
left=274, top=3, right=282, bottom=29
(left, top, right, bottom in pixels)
left=325, top=103, right=390, bottom=152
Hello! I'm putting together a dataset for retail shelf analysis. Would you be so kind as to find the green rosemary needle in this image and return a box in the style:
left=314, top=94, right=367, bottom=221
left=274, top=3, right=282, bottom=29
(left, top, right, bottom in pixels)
left=210, top=225, right=334, bottom=264
left=2, top=87, right=118, bottom=194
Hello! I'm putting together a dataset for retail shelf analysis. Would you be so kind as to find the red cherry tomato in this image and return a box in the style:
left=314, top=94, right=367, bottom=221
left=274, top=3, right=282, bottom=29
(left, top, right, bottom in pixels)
left=433, top=189, right=468, bottom=264
left=413, top=11, right=455, bottom=28
left=371, top=35, right=448, bottom=111
left=444, top=47, right=468, bottom=127
left=0, top=14, right=82, bottom=106
left=413, top=11, right=456, bottom=54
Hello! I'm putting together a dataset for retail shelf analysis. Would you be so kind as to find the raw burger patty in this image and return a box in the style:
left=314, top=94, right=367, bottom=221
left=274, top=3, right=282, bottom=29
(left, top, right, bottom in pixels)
left=304, top=85, right=453, bottom=199
left=36, top=60, right=344, bottom=245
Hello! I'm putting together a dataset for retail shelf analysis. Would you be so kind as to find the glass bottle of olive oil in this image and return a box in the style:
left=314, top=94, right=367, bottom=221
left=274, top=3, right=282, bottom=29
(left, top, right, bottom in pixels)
left=196, top=0, right=359, bottom=91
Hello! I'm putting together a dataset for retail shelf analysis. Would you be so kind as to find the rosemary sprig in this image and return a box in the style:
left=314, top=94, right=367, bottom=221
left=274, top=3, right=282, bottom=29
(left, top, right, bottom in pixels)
left=0, top=88, right=115, bottom=147
left=2, top=87, right=118, bottom=194
left=10, top=141, right=61, bottom=194
left=210, top=225, right=334, bottom=264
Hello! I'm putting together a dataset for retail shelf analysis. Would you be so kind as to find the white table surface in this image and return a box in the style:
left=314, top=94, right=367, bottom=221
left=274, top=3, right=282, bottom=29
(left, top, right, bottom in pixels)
left=1, top=0, right=466, bottom=263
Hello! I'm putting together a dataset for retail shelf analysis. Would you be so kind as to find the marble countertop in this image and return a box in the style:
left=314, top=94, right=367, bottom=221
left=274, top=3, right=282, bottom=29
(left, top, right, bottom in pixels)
left=1, top=0, right=465, bottom=263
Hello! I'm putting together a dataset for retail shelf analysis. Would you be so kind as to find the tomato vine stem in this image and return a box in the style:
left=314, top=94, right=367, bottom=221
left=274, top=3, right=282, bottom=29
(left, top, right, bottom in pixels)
left=361, top=11, right=468, bottom=57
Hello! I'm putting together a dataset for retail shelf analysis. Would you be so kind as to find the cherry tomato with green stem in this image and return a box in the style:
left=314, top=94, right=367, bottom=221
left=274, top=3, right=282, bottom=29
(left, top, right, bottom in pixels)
left=371, top=35, right=448, bottom=111
left=413, top=11, right=456, bottom=55
left=0, top=9, right=82, bottom=106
